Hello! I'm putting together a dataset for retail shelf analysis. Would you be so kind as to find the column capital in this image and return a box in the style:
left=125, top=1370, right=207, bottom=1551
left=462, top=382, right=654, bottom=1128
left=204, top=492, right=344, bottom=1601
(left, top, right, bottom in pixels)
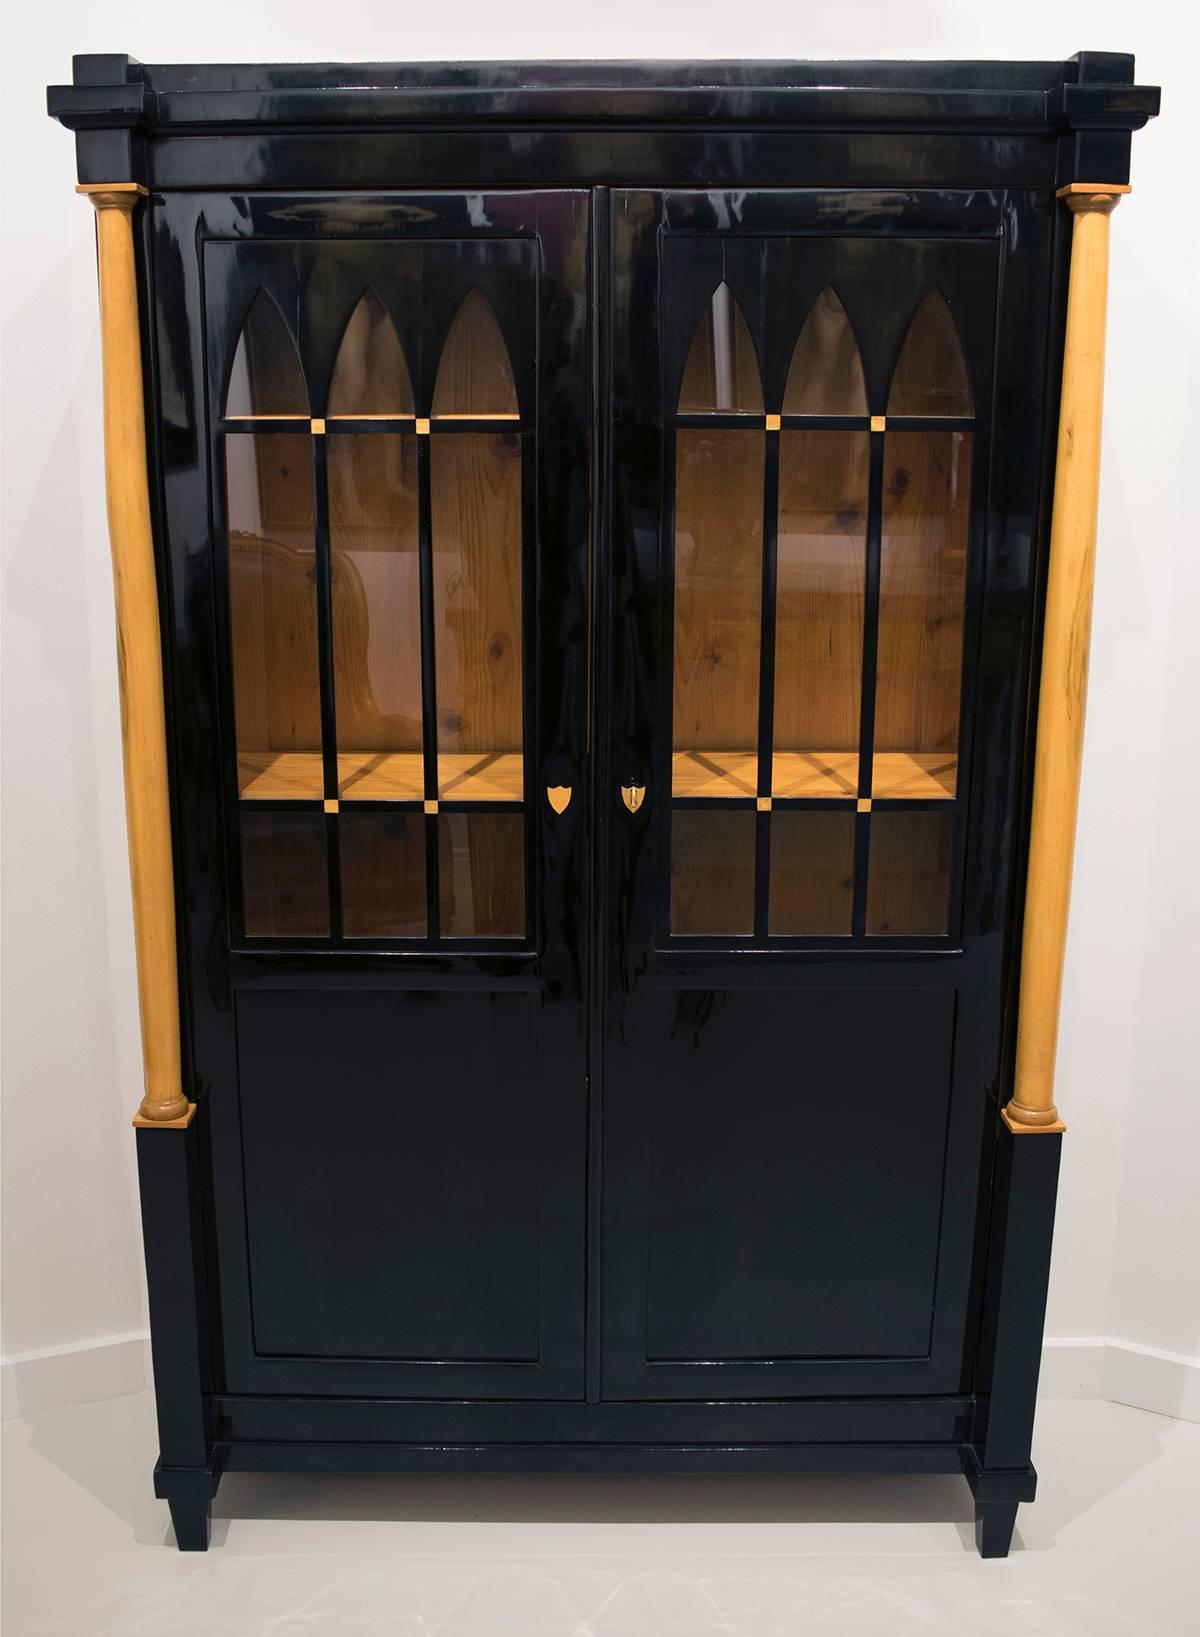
left=77, top=181, right=148, bottom=211
left=1056, top=182, right=1130, bottom=215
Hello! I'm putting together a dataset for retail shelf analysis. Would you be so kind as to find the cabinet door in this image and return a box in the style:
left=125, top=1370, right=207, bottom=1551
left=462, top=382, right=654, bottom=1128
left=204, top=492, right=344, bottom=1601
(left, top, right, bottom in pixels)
left=597, top=189, right=1053, bottom=1398
left=159, top=191, right=588, bottom=1397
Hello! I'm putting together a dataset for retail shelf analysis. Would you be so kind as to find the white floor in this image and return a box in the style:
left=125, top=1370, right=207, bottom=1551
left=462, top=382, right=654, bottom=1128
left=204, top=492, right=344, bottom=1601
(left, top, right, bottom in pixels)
left=3, top=1391, right=1197, bottom=1636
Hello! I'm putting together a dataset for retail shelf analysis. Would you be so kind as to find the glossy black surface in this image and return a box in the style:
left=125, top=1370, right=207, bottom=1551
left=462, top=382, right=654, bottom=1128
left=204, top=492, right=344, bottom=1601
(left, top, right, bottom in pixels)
left=48, top=49, right=1156, bottom=1556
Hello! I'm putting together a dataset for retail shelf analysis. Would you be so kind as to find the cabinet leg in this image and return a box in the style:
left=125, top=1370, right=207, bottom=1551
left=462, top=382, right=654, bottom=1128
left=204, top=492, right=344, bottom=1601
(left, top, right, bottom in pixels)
left=168, top=1496, right=211, bottom=1552
left=974, top=1500, right=1018, bottom=1559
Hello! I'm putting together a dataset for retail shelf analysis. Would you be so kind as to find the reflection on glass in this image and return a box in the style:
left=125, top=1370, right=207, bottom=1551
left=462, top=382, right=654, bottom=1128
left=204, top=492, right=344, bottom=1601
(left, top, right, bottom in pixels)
left=240, top=809, right=328, bottom=936
left=677, top=283, right=763, bottom=414
left=873, top=431, right=971, bottom=798
left=671, top=809, right=756, bottom=935
left=866, top=809, right=954, bottom=935
left=768, top=810, right=856, bottom=934
left=432, top=289, right=518, bottom=417
left=888, top=290, right=973, bottom=418
left=772, top=430, right=868, bottom=798
left=673, top=429, right=764, bottom=795
left=430, top=433, right=523, bottom=800
left=225, top=434, right=322, bottom=799
left=224, top=290, right=307, bottom=418
left=340, top=810, right=426, bottom=937
left=328, top=434, right=424, bottom=800
left=328, top=291, right=414, bottom=417
left=782, top=287, right=868, bottom=415
left=439, top=811, right=525, bottom=937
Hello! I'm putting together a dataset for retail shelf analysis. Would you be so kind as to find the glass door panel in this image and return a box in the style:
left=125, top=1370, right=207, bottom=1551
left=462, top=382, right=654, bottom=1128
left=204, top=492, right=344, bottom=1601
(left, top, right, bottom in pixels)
left=215, top=240, right=538, bottom=946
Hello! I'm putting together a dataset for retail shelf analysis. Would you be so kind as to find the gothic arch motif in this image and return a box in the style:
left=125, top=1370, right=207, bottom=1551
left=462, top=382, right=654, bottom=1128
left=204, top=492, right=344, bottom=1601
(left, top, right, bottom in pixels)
left=677, top=282, right=763, bottom=413
left=887, top=289, right=973, bottom=417
left=782, top=287, right=867, bottom=415
left=224, top=289, right=307, bottom=417
left=431, top=289, right=518, bottom=416
left=327, top=290, right=414, bottom=416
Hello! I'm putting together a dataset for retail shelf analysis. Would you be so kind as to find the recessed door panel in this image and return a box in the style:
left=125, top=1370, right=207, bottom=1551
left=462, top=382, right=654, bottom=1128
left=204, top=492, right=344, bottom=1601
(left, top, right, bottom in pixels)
left=239, top=989, right=540, bottom=1364
left=645, top=987, right=955, bottom=1361
left=600, top=188, right=1042, bottom=1400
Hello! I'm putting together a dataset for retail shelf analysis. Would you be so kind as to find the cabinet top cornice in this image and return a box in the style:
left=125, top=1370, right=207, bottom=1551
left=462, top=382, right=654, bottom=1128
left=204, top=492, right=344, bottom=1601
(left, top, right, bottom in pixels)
left=48, top=51, right=1159, bottom=129
left=47, top=51, right=1159, bottom=195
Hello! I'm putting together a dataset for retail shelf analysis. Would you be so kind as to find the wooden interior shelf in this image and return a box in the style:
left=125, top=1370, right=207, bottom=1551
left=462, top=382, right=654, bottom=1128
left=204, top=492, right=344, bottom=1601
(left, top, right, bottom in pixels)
left=672, top=749, right=957, bottom=800
left=872, top=752, right=957, bottom=799
left=238, top=749, right=525, bottom=802
left=238, top=750, right=324, bottom=800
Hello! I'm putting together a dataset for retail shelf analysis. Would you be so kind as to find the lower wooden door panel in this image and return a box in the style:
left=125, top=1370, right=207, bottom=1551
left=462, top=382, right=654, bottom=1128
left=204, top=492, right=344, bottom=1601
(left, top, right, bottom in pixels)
left=220, top=986, right=585, bottom=1397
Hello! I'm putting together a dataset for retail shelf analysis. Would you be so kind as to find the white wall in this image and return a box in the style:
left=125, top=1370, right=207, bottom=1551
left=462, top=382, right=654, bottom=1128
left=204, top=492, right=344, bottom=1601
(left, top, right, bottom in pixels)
left=3, top=1, right=1197, bottom=1415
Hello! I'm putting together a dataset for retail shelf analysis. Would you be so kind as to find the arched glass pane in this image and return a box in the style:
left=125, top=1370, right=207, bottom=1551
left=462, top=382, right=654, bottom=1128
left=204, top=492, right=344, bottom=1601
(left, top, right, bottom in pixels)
left=224, top=290, right=307, bottom=417
left=887, top=290, right=973, bottom=417
left=328, top=291, right=414, bottom=416
left=677, top=284, right=763, bottom=413
left=431, top=290, right=518, bottom=417
left=782, top=287, right=868, bottom=415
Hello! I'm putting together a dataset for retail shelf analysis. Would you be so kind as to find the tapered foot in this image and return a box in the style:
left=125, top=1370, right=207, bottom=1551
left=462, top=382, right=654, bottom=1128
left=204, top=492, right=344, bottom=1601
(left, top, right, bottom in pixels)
left=168, top=1497, right=211, bottom=1551
left=975, top=1500, right=1018, bottom=1558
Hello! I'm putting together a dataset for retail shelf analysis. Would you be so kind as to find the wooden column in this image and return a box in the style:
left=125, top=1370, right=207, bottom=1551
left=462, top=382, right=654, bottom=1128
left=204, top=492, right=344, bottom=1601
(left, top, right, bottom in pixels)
left=79, top=183, right=190, bottom=1126
left=1005, top=182, right=1130, bottom=1134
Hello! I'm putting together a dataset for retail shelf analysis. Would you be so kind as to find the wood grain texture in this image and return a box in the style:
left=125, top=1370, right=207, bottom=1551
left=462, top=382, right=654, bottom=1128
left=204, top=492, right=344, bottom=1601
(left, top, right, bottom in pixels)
left=328, top=433, right=423, bottom=756
left=887, top=290, right=973, bottom=417
left=431, top=289, right=518, bottom=416
left=866, top=808, right=954, bottom=935
left=438, top=810, right=525, bottom=937
left=1009, top=191, right=1122, bottom=1128
left=328, top=291, right=414, bottom=415
left=239, top=808, right=329, bottom=937
left=226, top=433, right=322, bottom=766
left=339, top=809, right=427, bottom=937
left=773, top=429, right=867, bottom=760
left=673, top=428, right=764, bottom=755
left=875, top=429, right=970, bottom=773
left=85, top=193, right=188, bottom=1122
left=782, top=287, right=867, bottom=415
left=430, top=433, right=524, bottom=759
left=670, top=808, right=756, bottom=935
left=768, top=809, right=856, bottom=933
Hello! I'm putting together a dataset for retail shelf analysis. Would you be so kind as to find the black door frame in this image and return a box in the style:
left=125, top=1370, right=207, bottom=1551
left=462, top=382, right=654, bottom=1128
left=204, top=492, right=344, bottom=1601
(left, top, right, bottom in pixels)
left=155, top=188, right=591, bottom=1398
left=595, top=187, right=1057, bottom=1400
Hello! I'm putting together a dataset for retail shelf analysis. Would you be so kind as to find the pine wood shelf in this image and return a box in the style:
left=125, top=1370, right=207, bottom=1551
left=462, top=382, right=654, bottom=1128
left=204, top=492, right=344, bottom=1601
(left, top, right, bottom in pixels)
left=237, top=749, right=525, bottom=802
left=671, top=749, right=957, bottom=799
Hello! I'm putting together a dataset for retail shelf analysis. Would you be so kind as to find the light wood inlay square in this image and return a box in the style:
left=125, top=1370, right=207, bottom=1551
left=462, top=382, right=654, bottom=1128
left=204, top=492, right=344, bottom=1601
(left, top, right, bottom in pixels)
left=857, top=797, right=872, bottom=813
left=310, top=417, right=325, bottom=435
left=765, top=414, right=781, bottom=432
left=423, top=798, right=438, bottom=814
left=323, top=798, right=338, bottom=814
left=756, top=796, right=772, bottom=812
left=870, top=415, right=886, bottom=432
left=416, top=417, right=431, bottom=435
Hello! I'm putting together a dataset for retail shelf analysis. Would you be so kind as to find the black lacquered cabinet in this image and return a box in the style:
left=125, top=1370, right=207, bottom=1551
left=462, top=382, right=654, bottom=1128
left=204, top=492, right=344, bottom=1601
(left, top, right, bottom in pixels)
left=48, top=52, right=1158, bottom=1557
